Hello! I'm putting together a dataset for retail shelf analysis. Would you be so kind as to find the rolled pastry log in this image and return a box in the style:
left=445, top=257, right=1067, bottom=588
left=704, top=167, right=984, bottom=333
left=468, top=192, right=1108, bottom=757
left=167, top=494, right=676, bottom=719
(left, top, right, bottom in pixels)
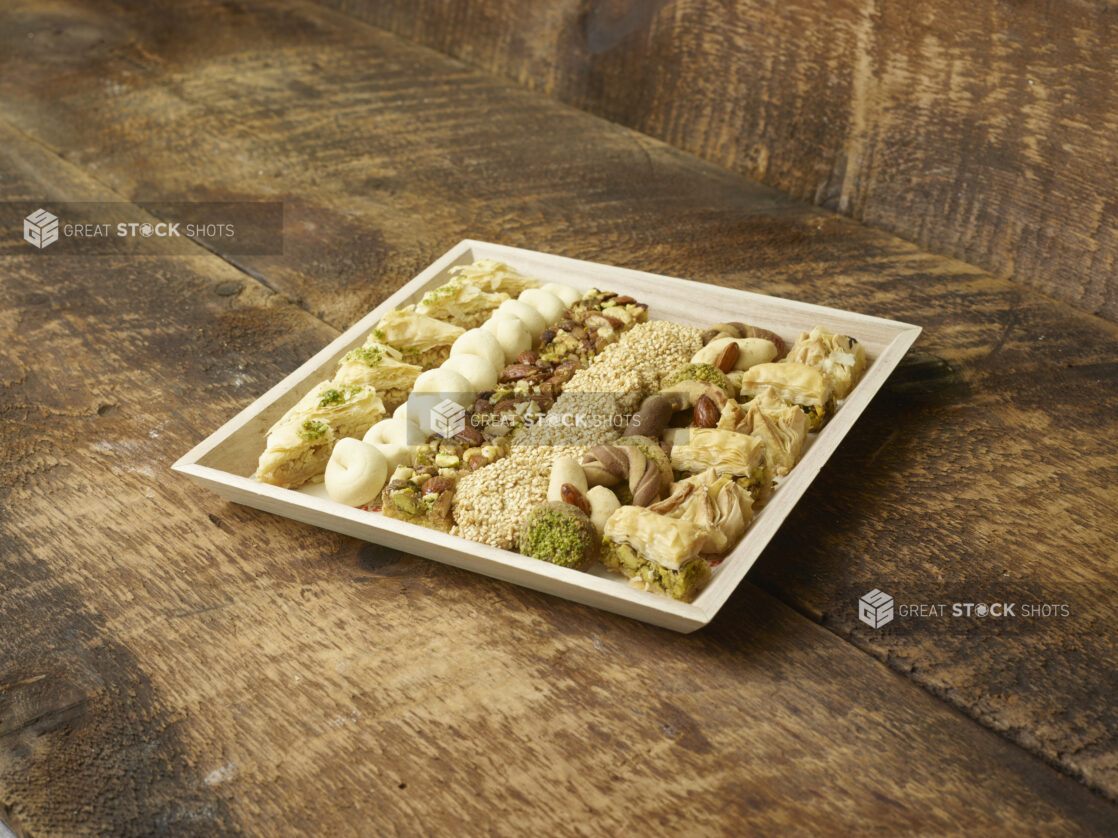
left=441, top=353, right=499, bottom=393
left=518, top=289, right=567, bottom=324
left=450, top=327, right=506, bottom=372
left=325, top=438, right=388, bottom=507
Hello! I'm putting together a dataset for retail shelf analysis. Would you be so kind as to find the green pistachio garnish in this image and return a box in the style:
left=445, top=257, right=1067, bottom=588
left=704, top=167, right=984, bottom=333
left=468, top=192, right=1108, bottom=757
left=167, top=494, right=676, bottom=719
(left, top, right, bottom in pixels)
left=318, top=388, right=345, bottom=407
left=661, top=363, right=729, bottom=390
left=343, top=346, right=384, bottom=366
left=297, top=419, right=328, bottom=441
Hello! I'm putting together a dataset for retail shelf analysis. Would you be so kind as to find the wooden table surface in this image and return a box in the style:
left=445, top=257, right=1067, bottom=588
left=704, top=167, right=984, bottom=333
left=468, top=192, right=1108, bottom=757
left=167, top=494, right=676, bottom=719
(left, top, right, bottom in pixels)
left=0, top=0, right=1115, bottom=835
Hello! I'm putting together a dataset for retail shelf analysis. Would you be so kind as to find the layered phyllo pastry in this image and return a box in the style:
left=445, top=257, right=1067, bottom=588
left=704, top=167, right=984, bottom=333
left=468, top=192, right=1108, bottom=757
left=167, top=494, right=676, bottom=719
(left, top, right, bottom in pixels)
left=737, top=362, right=833, bottom=431
left=369, top=308, right=465, bottom=370
left=648, top=468, right=753, bottom=555
left=785, top=326, right=866, bottom=400
left=717, top=386, right=809, bottom=478
left=332, top=342, right=421, bottom=413
left=255, top=382, right=385, bottom=488
left=669, top=427, right=766, bottom=497
left=602, top=506, right=710, bottom=602
left=447, top=258, right=540, bottom=297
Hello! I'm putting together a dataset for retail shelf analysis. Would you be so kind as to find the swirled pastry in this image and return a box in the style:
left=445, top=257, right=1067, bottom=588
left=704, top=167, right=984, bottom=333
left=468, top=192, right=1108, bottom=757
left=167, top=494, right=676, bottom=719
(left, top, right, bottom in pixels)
left=786, top=326, right=867, bottom=400
left=332, top=342, right=421, bottom=413
left=649, top=468, right=753, bottom=555
left=601, top=506, right=710, bottom=601
left=718, top=386, right=809, bottom=478
left=581, top=438, right=670, bottom=506
left=369, top=308, right=465, bottom=370
left=737, top=362, right=832, bottom=431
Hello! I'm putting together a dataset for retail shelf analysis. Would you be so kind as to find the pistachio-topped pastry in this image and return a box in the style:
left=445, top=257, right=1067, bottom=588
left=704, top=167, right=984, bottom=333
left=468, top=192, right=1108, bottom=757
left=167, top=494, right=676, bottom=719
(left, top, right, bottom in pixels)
left=255, top=382, right=386, bottom=489
left=661, top=362, right=731, bottom=393
left=416, top=282, right=509, bottom=330
left=601, top=506, right=711, bottom=601
left=785, top=326, right=867, bottom=400
left=332, top=342, right=421, bottom=413
left=447, top=258, right=539, bottom=296
left=369, top=307, right=465, bottom=370
left=253, top=418, right=336, bottom=490
left=518, top=502, right=599, bottom=571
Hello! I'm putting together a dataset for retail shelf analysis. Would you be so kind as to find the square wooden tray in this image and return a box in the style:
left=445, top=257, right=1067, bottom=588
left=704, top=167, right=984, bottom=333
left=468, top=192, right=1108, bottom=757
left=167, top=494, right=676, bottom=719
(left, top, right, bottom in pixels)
left=173, top=241, right=921, bottom=632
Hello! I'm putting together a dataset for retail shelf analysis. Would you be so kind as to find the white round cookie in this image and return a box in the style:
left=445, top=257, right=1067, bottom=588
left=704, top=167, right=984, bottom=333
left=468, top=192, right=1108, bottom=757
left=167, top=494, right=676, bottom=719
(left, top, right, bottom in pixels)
left=541, top=282, right=581, bottom=307
left=441, top=353, right=499, bottom=393
left=482, top=315, right=531, bottom=362
left=450, top=328, right=505, bottom=371
left=413, top=367, right=474, bottom=406
left=518, top=289, right=567, bottom=324
left=369, top=441, right=412, bottom=472
left=495, top=299, right=546, bottom=337
left=325, top=438, right=388, bottom=507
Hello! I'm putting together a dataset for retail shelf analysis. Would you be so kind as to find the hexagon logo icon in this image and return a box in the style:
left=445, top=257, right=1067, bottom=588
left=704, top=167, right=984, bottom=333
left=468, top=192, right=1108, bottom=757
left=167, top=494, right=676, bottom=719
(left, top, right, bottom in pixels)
left=24, top=208, right=59, bottom=249
left=858, top=589, right=894, bottom=628
left=429, top=398, right=466, bottom=438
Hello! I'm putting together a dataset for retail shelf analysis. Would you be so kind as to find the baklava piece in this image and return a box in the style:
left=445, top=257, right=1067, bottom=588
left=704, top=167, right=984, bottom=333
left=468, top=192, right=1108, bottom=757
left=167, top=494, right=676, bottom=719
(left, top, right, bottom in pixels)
left=368, top=308, right=465, bottom=370
left=648, top=468, right=753, bottom=555
left=601, top=506, right=711, bottom=602
left=380, top=465, right=456, bottom=532
left=717, top=386, right=809, bottom=478
left=669, top=427, right=767, bottom=499
left=255, top=383, right=386, bottom=488
left=737, top=362, right=833, bottom=431
left=332, top=342, right=421, bottom=413
left=785, top=326, right=867, bottom=400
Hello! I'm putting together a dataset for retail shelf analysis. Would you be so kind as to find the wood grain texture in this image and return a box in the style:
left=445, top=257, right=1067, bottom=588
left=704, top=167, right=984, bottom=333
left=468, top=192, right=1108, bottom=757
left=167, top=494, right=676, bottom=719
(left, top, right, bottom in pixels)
left=0, top=0, right=1115, bottom=829
left=4, top=126, right=1114, bottom=838
left=314, top=0, right=1118, bottom=321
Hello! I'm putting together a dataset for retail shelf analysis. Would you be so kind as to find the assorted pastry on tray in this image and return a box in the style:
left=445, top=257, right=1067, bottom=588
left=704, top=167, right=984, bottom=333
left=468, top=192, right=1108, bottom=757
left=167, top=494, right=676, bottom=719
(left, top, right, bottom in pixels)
left=253, top=258, right=868, bottom=603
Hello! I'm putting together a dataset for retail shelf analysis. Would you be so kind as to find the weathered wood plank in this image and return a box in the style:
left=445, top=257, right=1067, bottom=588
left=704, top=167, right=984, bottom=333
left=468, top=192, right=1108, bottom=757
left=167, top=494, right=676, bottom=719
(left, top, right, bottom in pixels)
left=3, top=123, right=1114, bottom=835
left=0, top=0, right=1115, bottom=820
left=314, top=0, right=1118, bottom=321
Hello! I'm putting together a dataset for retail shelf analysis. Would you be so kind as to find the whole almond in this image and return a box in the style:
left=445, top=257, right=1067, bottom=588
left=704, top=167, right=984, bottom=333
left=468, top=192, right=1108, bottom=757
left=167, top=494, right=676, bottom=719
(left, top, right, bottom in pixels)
left=560, top=483, right=592, bottom=516
left=714, top=341, right=740, bottom=373
left=694, top=395, right=719, bottom=428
